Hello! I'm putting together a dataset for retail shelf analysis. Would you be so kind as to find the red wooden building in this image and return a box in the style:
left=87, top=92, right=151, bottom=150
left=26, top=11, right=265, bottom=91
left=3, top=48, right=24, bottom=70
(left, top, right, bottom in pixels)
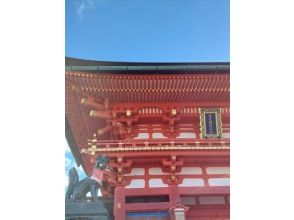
left=65, top=57, right=230, bottom=220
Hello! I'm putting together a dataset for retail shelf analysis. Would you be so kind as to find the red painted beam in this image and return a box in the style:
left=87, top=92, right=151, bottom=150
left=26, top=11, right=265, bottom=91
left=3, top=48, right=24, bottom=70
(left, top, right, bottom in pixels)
left=94, top=138, right=230, bottom=146
left=186, top=208, right=229, bottom=218
left=111, top=102, right=229, bottom=109
left=124, top=186, right=229, bottom=197
left=125, top=188, right=169, bottom=196
left=125, top=202, right=170, bottom=212
left=189, top=204, right=230, bottom=210
left=92, top=150, right=230, bottom=159
left=179, top=186, right=229, bottom=195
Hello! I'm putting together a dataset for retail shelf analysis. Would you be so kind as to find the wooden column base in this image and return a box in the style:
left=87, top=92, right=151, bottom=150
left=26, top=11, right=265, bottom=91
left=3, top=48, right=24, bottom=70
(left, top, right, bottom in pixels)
left=114, top=186, right=126, bottom=220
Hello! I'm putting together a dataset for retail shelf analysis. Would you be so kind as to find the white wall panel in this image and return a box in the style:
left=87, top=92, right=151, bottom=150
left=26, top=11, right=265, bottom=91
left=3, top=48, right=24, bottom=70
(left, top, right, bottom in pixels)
left=152, top=133, right=166, bottom=139
left=148, top=167, right=167, bottom=175
left=199, top=196, right=226, bottom=204
left=125, top=179, right=145, bottom=188
left=181, top=196, right=196, bottom=205
left=149, top=179, right=168, bottom=188
left=124, top=168, right=145, bottom=176
left=134, top=133, right=149, bottom=139
left=176, top=132, right=196, bottom=139
left=206, top=167, right=230, bottom=174
left=208, top=178, right=230, bottom=186
left=178, top=167, right=202, bottom=175
left=179, top=178, right=205, bottom=187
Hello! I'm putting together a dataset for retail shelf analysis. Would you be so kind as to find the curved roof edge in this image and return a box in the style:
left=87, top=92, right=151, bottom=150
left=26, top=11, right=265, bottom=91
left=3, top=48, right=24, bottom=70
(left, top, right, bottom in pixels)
left=65, top=57, right=230, bottom=73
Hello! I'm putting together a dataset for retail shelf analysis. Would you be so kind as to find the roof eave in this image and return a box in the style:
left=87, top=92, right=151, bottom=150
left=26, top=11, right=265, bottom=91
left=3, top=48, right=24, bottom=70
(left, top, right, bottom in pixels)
left=65, top=64, right=230, bottom=72
left=65, top=57, right=230, bottom=73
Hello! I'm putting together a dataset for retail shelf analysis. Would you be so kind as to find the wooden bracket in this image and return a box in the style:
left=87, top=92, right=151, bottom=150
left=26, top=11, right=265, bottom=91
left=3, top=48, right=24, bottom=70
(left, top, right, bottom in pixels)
left=90, top=110, right=112, bottom=119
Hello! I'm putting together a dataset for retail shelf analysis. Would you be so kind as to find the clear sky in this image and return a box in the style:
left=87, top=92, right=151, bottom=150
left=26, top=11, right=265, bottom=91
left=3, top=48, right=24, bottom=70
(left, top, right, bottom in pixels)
left=65, top=142, right=86, bottom=192
left=65, top=0, right=230, bottom=192
left=66, top=0, right=230, bottom=62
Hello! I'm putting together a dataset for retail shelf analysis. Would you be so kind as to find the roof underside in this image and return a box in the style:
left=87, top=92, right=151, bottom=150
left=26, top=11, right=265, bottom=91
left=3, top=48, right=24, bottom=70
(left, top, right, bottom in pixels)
left=66, top=72, right=229, bottom=103
left=65, top=57, right=230, bottom=174
left=66, top=57, right=230, bottom=73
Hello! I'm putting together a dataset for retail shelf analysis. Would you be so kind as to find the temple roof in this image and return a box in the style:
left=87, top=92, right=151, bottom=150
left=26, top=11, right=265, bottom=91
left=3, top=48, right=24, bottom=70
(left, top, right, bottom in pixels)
left=65, top=57, right=230, bottom=174
left=66, top=57, right=230, bottom=73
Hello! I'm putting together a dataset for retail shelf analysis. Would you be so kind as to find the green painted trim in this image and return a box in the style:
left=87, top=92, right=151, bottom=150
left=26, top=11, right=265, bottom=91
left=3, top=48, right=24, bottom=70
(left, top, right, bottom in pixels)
left=65, top=64, right=229, bottom=72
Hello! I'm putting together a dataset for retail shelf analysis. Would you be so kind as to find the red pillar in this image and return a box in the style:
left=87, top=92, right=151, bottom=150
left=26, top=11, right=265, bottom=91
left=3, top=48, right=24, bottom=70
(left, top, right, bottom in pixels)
left=169, top=184, right=180, bottom=220
left=169, top=184, right=180, bottom=205
left=114, top=186, right=126, bottom=220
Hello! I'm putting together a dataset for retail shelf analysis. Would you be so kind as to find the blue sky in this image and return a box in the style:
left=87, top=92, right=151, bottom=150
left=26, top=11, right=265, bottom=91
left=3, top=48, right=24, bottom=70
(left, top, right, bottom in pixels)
left=65, top=142, right=86, bottom=192
left=66, top=0, right=230, bottom=62
left=65, top=0, right=230, bottom=192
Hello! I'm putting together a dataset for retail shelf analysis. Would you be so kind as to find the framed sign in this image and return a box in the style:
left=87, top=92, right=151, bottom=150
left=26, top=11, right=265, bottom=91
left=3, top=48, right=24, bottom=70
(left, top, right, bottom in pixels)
left=200, top=108, right=222, bottom=139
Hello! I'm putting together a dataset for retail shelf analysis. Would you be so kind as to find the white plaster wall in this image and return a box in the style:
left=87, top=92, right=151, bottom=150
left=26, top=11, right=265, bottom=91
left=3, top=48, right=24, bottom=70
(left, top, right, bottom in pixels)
left=125, top=179, right=145, bottom=188
left=152, top=133, right=166, bottom=139
left=124, top=168, right=145, bottom=176
left=148, top=167, right=168, bottom=175
left=199, top=196, right=226, bottom=204
left=181, top=196, right=196, bottom=205
left=208, top=178, right=230, bottom=186
left=179, top=178, right=205, bottom=187
left=206, top=167, right=230, bottom=174
left=176, top=132, right=196, bottom=139
left=149, top=178, right=168, bottom=188
left=134, top=133, right=149, bottom=139
left=178, top=167, right=202, bottom=175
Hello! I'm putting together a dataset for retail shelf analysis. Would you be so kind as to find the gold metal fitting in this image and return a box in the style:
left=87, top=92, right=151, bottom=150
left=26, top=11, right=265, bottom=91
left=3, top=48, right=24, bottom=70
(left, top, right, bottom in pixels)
left=171, top=108, right=177, bottom=115
left=90, top=110, right=97, bottom=117
left=81, top=98, right=88, bottom=105
left=126, top=110, right=131, bottom=116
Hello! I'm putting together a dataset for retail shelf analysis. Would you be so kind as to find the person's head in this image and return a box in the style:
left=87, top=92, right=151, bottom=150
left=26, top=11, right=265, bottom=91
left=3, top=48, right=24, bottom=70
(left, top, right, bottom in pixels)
left=95, top=154, right=109, bottom=170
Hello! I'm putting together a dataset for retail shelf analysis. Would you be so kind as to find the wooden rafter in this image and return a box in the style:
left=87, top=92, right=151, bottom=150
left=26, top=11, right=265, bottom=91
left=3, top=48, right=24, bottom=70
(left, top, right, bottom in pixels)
left=81, top=96, right=104, bottom=110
